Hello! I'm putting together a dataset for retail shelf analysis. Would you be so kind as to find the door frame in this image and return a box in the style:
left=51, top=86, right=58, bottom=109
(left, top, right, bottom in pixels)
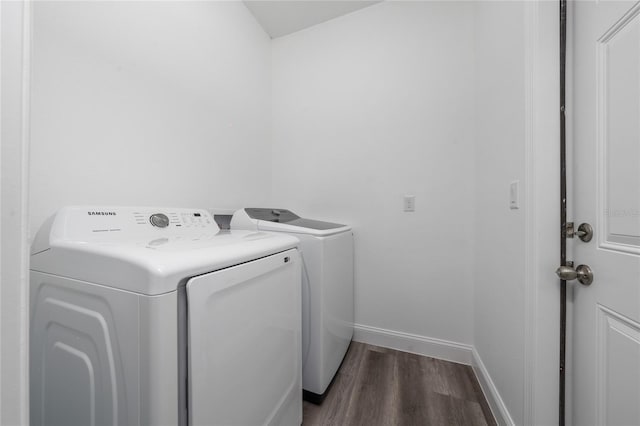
left=0, top=0, right=32, bottom=424
left=523, top=1, right=562, bottom=425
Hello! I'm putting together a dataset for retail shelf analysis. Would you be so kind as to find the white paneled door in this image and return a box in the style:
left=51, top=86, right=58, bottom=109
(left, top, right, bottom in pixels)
left=573, top=1, right=640, bottom=424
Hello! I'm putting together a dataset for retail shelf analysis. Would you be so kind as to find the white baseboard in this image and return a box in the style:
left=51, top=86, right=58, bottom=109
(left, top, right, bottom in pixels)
left=352, top=323, right=473, bottom=365
left=472, top=348, right=515, bottom=426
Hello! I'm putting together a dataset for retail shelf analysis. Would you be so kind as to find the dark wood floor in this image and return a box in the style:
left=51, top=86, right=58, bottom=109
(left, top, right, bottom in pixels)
left=303, top=342, right=496, bottom=426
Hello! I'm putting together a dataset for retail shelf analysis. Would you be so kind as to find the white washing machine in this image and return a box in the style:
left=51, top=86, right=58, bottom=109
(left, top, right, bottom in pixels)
left=231, top=208, right=354, bottom=403
left=30, top=206, right=302, bottom=426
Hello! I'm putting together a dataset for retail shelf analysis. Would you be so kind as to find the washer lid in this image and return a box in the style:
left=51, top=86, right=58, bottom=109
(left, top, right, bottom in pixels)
left=30, top=206, right=299, bottom=295
left=242, top=208, right=351, bottom=236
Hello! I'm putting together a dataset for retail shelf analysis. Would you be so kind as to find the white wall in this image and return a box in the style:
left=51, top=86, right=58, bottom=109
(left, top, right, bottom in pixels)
left=271, top=1, right=476, bottom=346
left=30, top=1, right=272, bottom=237
left=473, top=3, right=527, bottom=424
left=472, top=2, right=560, bottom=425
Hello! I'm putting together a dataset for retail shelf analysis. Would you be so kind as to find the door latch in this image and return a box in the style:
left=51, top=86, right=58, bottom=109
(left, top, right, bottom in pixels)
left=566, top=222, right=593, bottom=242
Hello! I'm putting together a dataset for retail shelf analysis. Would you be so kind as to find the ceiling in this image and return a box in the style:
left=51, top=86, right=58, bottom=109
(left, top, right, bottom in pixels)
left=243, top=1, right=382, bottom=39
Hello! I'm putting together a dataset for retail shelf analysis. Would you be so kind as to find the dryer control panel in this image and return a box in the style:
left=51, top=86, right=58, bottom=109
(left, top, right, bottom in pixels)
left=34, top=206, right=219, bottom=251
left=132, top=210, right=213, bottom=230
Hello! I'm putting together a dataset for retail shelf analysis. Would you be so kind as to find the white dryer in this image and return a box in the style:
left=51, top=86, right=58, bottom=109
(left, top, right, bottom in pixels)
left=231, top=208, right=354, bottom=403
left=30, top=206, right=302, bottom=426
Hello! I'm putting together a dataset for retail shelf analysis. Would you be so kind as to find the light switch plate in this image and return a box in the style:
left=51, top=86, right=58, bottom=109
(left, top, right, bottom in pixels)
left=404, top=195, right=415, bottom=212
left=510, top=181, right=520, bottom=209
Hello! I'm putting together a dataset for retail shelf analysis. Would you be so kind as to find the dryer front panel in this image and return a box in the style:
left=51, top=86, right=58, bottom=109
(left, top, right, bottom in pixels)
left=29, top=272, right=138, bottom=426
left=186, top=249, right=302, bottom=426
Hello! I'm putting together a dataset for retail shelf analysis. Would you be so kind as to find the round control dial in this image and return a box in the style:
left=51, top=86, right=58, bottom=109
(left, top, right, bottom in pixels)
left=149, top=213, right=170, bottom=228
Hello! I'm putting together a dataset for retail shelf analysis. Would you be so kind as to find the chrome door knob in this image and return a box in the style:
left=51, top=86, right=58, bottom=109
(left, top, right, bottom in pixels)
left=556, top=264, right=594, bottom=286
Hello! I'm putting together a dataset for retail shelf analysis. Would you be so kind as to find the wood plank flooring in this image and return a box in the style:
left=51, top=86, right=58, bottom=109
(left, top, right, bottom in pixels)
left=303, top=342, right=496, bottom=426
